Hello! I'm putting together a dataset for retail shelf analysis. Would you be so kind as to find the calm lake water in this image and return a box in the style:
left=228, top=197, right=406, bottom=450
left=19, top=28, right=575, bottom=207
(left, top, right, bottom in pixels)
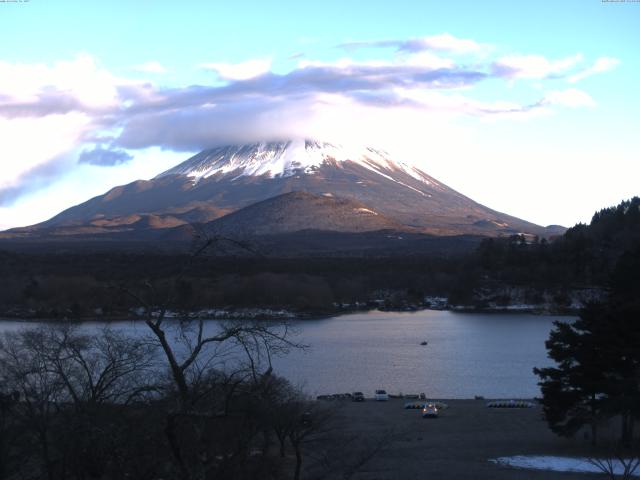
left=0, top=310, right=569, bottom=399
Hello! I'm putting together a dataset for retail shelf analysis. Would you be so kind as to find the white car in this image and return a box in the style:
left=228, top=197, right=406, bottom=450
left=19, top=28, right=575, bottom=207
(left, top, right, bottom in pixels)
left=422, top=403, right=439, bottom=418
left=374, top=389, right=389, bottom=401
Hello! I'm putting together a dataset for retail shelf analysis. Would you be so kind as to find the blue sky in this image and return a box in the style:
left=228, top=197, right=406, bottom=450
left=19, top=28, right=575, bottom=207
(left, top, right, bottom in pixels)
left=0, top=0, right=638, bottom=229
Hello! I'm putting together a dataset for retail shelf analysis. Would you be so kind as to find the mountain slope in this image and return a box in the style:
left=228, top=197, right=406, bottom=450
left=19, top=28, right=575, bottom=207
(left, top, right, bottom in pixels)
left=206, top=191, right=407, bottom=236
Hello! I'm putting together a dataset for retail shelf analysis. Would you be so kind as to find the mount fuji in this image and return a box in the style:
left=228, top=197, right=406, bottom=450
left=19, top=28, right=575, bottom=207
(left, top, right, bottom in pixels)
left=3, top=139, right=562, bottom=253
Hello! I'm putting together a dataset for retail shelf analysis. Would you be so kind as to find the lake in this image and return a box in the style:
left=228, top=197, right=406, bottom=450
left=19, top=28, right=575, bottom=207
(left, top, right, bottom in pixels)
left=0, top=310, right=569, bottom=399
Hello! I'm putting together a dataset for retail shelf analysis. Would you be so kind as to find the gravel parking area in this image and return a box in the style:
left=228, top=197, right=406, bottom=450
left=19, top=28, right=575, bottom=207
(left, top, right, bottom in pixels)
left=329, top=398, right=602, bottom=479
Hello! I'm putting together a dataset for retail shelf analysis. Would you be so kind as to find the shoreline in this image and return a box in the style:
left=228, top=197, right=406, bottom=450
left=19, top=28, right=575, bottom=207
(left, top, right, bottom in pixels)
left=316, top=395, right=539, bottom=403
left=0, top=303, right=579, bottom=322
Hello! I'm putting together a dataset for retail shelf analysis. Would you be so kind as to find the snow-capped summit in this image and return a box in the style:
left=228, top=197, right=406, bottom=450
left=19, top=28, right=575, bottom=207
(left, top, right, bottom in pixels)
left=157, top=139, right=435, bottom=188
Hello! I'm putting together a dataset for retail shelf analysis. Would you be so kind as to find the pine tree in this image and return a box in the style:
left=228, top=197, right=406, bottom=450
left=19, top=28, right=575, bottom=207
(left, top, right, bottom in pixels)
left=534, top=303, right=610, bottom=444
left=534, top=247, right=640, bottom=446
left=604, top=247, right=640, bottom=446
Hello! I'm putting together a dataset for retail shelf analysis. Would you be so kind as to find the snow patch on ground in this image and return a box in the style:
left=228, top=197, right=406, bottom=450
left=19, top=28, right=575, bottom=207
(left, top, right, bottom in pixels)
left=490, top=455, right=640, bottom=476
left=354, top=207, right=378, bottom=215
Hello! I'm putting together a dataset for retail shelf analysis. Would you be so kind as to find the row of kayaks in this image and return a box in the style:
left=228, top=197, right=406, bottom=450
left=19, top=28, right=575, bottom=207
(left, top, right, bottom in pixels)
left=404, top=401, right=449, bottom=410
left=404, top=400, right=535, bottom=409
left=486, top=400, right=535, bottom=408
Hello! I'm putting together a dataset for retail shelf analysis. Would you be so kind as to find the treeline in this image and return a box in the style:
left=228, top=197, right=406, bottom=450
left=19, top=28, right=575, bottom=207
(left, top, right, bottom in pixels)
left=448, top=197, right=640, bottom=304
left=0, top=197, right=638, bottom=316
left=480, top=197, right=639, bottom=285
left=0, top=254, right=465, bottom=318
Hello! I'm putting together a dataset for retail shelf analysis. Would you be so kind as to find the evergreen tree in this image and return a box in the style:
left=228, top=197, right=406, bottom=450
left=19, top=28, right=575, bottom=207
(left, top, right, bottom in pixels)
left=604, top=247, right=640, bottom=446
left=534, top=247, right=640, bottom=446
left=534, top=302, right=610, bottom=444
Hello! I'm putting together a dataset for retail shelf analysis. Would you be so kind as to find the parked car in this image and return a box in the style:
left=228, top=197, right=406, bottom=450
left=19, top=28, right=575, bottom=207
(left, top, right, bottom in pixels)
left=352, top=392, right=365, bottom=402
left=422, top=403, right=438, bottom=418
left=374, top=389, right=389, bottom=401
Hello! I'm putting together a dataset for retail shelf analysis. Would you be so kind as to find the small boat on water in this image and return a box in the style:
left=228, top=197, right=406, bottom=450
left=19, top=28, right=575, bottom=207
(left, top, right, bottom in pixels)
left=420, top=341, right=428, bottom=346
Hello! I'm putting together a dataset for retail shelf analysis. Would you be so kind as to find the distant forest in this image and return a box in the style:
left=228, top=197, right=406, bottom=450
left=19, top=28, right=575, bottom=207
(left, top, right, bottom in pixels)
left=450, top=196, right=640, bottom=305
left=476, top=196, right=640, bottom=286
left=0, top=197, right=638, bottom=318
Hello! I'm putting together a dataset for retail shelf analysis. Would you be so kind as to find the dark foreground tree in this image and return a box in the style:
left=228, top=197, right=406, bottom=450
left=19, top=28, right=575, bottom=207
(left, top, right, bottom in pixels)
left=0, top=390, right=20, bottom=480
left=114, top=233, right=313, bottom=480
left=534, top=302, right=613, bottom=444
left=534, top=248, right=640, bottom=447
left=588, top=443, right=640, bottom=480
left=0, top=325, right=160, bottom=480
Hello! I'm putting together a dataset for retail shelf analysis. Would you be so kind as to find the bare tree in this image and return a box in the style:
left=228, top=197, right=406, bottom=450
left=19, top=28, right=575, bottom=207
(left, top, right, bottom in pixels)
left=0, top=328, right=69, bottom=480
left=0, top=325, right=159, bottom=480
left=307, top=426, right=399, bottom=480
left=589, top=444, right=640, bottom=480
left=117, top=233, right=305, bottom=480
left=31, top=325, right=158, bottom=406
left=281, top=399, right=338, bottom=480
left=0, top=390, right=20, bottom=480
left=119, top=234, right=299, bottom=406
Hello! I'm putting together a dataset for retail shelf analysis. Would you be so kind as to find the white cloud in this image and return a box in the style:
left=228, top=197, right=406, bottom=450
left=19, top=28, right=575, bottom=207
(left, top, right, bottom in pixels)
left=341, top=33, right=488, bottom=56
left=402, top=33, right=484, bottom=54
left=0, top=114, right=90, bottom=192
left=492, top=53, right=583, bottom=79
left=297, top=57, right=392, bottom=69
left=200, top=58, right=272, bottom=81
left=392, top=89, right=519, bottom=114
left=541, top=88, right=596, bottom=108
left=132, top=61, right=167, bottom=74
left=568, top=57, right=620, bottom=83
left=0, top=46, right=611, bottom=228
left=404, top=52, right=455, bottom=70
left=0, top=53, right=121, bottom=108
left=0, top=55, right=145, bottom=207
left=297, top=53, right=455, bottom=71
